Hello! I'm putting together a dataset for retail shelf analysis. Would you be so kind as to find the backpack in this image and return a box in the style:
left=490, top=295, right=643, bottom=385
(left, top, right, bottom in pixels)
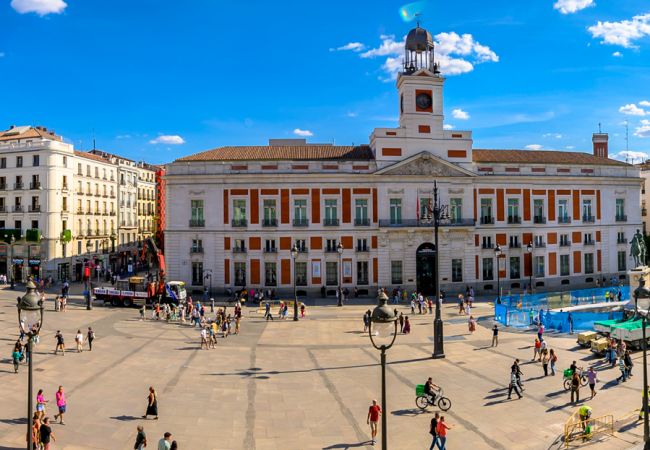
left=551, top=354, right=557, bottom=362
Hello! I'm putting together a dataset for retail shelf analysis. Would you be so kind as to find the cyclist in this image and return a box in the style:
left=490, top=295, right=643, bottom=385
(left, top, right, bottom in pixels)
left=424, top=377, right=440, bottom=403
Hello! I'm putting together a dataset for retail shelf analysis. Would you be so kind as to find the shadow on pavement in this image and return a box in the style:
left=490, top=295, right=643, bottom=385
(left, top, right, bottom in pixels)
left=322, top=441, right=372, bottom=449
left=0, top=446, right=25, bottom=450
left=0, top=418, right=27, bottom=425
left=391, top=408, right=427, bottom=416
left=110, top=415, right=140, bottom=421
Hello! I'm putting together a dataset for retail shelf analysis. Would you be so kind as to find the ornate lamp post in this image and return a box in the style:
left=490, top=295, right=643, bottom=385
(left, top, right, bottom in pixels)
left=368, top=290, right=398, bottom=450
left=291, top=244, right=299, bottom=321
left=633, top=278, right=650, bottom=449
left=85, top=240, right=93, bottom=310
left=337, top=242, right=344, bottom=307
left=526, top=241, right=534, bottom=293
left=17, top=281, right=44, bottom=450
left=494, top=244, right=503, bottom=302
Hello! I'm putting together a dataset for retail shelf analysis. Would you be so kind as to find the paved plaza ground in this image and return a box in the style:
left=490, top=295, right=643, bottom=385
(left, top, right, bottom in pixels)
left=0, top=286, right=647, bottom=450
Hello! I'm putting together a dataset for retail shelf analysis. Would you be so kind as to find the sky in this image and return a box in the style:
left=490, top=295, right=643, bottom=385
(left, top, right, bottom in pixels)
left=1, top=0, right=650, bottom=164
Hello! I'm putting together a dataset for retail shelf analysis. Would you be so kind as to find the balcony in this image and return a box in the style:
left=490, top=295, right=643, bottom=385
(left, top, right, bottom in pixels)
left=615, top=214, right=627, bottom=222
left=481, top=243, right=494, bottom=249
left=297, top=247, right=309, bottom=253
left=0, top=206, right=6, bottom=213
left=356, top=247, right=370, bottom=252
left=232, top=247, right=247, bottom=253
left=507, top=216, right=521, bottom=224
left=293, top=218, right=309, bottom=227
left=110, top=211, right=116, bottom=216
left=323, top=218, right=339, bottom=226
left=190, top=246, right=204, bottom=254
left=12, top=205, right=23, bottom=212
left=354, top=217, right=370, bottom=226
left=617, top=238, right=628, bottom=244
left=643, top=208, right=648, bottom=217
left=509, top=242, right=521, bottom=248
left=110, top=194, right=116, bottom=198
left=325, top=247, right=340, bottom=253
left=533, top=216, right=546, bottom=224
left=559, top=241, right=571, bottom=247
left=262, top=218, right=278, bottom=227
left=62, top=184, right=68, bottom=191
left=29, top=182, right=41, bottom=190
left=480, top=216, right=495, bottom=225
left=189, top=219, right=205, bottom=227
left=232, top=218, right=248, bottom=227
left=0, top=184, right=5, bottom=190
left=14, top=182, right=23, bottom=190
left=558, top=216, right=571, bottom=224
left=77, top=208, right=84, bottom=214
left=264, top=247, right=278, bottom=253
left=584, top=240, right=595, bottom=246
left=378, top=218, right=476, bottom=228
left=535, top=242, right=546, bottom=248
left=28, top=205, right=41, bottom=212
left=582, top=215, right=595, bottom=223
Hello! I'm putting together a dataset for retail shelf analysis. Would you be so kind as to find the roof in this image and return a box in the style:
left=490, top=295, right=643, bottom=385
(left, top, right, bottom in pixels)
left=472, top=149, right=629, bottom=167
left=89, top=149, right=135, bottom=163
left=0, top=126, right=62, bottom=142
left=74, top=150, right=112, bottom=164
left=176, top=145, right=374, bottom=162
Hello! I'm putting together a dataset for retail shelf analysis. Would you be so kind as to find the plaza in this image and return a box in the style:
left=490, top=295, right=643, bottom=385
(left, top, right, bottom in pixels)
left=0, top=287, right=647, bottom=450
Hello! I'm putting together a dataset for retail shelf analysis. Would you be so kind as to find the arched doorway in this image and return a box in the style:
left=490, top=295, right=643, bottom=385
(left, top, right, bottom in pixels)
left=416, top=243, right=436, bottom=295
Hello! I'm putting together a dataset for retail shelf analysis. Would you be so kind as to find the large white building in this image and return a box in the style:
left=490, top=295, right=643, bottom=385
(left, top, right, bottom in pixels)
left=165, top=25, right=642, bottom=296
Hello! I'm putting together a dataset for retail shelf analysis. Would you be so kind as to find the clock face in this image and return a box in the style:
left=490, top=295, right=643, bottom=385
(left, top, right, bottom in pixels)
left=416, top=92, right=432, bottom=110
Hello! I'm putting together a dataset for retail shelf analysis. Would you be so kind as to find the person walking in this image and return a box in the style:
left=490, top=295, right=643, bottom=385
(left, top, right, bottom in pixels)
left=586, top=367, right=598, bottom=398
left=468, top=315, right=477, bottom=334
left=568, top=312, right=574, bottom=334
left=366, top=399, right=381, bottom=446
left=143, top=387, right=158, bottom=420
left=399, top=313, right=404, bottom=333
left=508, top=370, right=522, bottom=400
left=363, top=311, right=370, bottom=333
left=403, top=316, right=411, bottom=334
left=491, top=324, right=499, bottom=347
left=170, top=441, right=178, bottom=450
left=54, top=331, right=65, bottom=355
left=541, top=349, right=549, bottom=376
left=532, top=338, right=541, bottom=361
left=571, top=371, right=581, bottom=403
left=134, top=425, right=147, bottom=450
left=264, top=302, right=273, bottom=321
left=140, top=304, right=146, bottom=321
left=87, top=327, right=95, bottom=351
left=39, top=417, right=55, bottom=450
left=75, top=329, right=84, bottom=353
left=53, top=386, right=66, bottom=424
left=158, top=432, right=172, bottom=450
left=617, top=356, right=628, bottom=383
left=36, top=389, right=48, bottom=420
left=12, top=345, right=21, bottom=373
left=200, top=327, right=209, bottom=350
left=624, top=350, right=634, bottom=377
left=428, top=412, right=440, bottom=450
left=435, top=415, right=451, bottom=450
left=549, top=348, right=558, bottom=376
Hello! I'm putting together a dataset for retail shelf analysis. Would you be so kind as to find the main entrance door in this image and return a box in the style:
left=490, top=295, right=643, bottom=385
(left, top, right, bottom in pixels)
left=416, top=243, right=436, bottom=295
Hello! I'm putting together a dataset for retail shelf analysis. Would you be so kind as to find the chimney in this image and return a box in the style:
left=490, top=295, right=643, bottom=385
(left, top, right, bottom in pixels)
left=592, top=132, right=608, bottom=158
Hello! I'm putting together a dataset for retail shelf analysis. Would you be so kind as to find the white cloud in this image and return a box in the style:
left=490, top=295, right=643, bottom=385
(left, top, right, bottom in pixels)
left=612, top=51, right=623, bottom=57
left=293, top=128, right=313, bottom=137
left=116, top=134, right=132, bottom=140
left=553, top=0, right=595, bottom=14
left=0, top=52, right=4, bottom=58
left=525, top=144, right=543, bottom=150
left=356, top=31, right=498, bottom=80
left=640, top=101, right=650, bottom=107
left=619, top=103, right=647, bottom=116
left=612, top=150, right=650, bottom=161
left=588, top=13, right=650, bottom=48
left=330, top=42, right=365, bottom=52
left=443, top=124, right=454, bottom=130
left=565, top=146, right=575, bottom=150
left=346, top=112, right=358, bottom=118
left=635, top=120, right=650, bottom=138
left=543, top=133, right=563, bottom=138
left=11, top=0, right=67, bottom=16
left=451, top=108, right=470, bottom=120
left=149, top=135, right=185, bottom=145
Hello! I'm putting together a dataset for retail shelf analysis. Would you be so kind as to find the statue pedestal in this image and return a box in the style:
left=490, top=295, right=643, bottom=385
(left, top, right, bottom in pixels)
left=628, top=266, right=650, bottom=292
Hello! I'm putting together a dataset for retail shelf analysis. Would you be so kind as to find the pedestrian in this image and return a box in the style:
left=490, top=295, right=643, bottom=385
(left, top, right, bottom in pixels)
left=568, top=312, right=573, bottom=334
left=617, top=356, right=628, bottom=383
left=458, top=295, right=464, bottom=314
left=399, top=313, right=404, bottom=333
left=363, top=311, right=370, bottom=333
left=158, top=432, right=172, bottom=450
left=532, top=338, right=541, bottom=361
left=264, top=302, right=273, bottom=321
left=435, top=415, right=451, bottom=450
left=511, top=359, right=524, bottom=391
left=403, top=316, right=411, bottom=334
left=549, top=348, right=558, bottom=376
left=87, top=327, right=95, bottom=351
left=571, top=371, right=581, bottom=403
left=491, top=324, right=499, bottom=347
left=140, top=304, right=146, bottom=321
left=53, top=386, right=66, bottom=424
left=300, top=303, right=306, bottom=318
left=143, top=386, right=158, bottom=420
left=468, top=315, right=476, bottom=334
left=36, top=389, right=48, bottom=420
left=170, top=441, right=178, bottom=450
left=508, top=369, right=523, bottom=399
left=134, top=425, right=147, bottom=450
left=12, top=346, right=21, bottom=373
left=625, top=350, right=634, bottom=377
left=367, top=399, right=381, bottom=446
left=234, top=316, right=241, bottom=335
left=428, top=411, right=440, bottom=450
left=54, top=330, right=65, bottom=355
left=39, top=417, right=55, bottom=450
left=75, top=329, right=84, bottom=353
left=586, top=367, right=598, bottom=398
left=200, top=327, right=209, bottom=349
left=31, top=413, right=40, bottom=448
left=537, top=323, right=545, bottom=342
left=428, top=298, right=434, bottom=314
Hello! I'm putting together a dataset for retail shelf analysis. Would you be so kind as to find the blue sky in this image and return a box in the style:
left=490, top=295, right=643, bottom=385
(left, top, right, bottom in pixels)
left=1, top=0, right=649, bottom=164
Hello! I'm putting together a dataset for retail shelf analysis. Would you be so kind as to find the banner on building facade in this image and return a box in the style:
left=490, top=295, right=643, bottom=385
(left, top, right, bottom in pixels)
left=311, top=260, right=321, bottom=278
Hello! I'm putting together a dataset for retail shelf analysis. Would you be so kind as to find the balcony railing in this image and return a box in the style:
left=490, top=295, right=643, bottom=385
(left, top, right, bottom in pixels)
left=507, top=216, right=521, bottom=224
left=480, top=216, right=495, bottom=225
left=323, top=218, right=339, bottom=226
left=232, top=247, right=247, bottom=253
left=582, top=215, right=595, bottom=223
left=232, top=219, right=248, bottom=227
left=190, top=247, right=204, bottom=254
left=28, top=205, right=41, bottom=212
left=617, top=238, right=628, bottom=244
left=378, top=218, right=476, bottom=228
left=189, top=219, right=205, bottom=227
left=615, top=214, right=627, bottom=222
left=29, top=182, right=41, bottom=190
left=297, top=247, right=309, bottom=253
left=264, top=248, right=278, bottom=253
left=14, top=182, right=23, bottom=189
left=535, top=242, right=546, bottom=248
left=354, top=217, right=370, bottom=226
left=509, top=242, right=521, bottom=248
left=325, top=247, right=340, bottom=253
left=262, top=218, right=278, bottom=227
left=559, top=241, right=571, bottom=247
left=13, top=205, right=23, bottom=212
left=110, top=211, right=116, bottom=216
left=584, top=240, right=595, bottom=245
left=481, top=243, right=494, bottom=249
left=533, top=216, right=546, bottom=224
left=293, top=218, right=309, bottom=227
left=356, top=247, right=370, bottom=252
left=0, top=206, right=6, bottom=213
left=558, top=216, right=571, bottom=224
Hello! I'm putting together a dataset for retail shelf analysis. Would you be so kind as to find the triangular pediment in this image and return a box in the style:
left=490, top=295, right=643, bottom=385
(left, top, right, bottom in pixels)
left=375, top=151, right=475, bottom=177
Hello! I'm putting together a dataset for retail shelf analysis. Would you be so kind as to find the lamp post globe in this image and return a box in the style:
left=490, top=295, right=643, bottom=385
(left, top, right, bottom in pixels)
left=337, top=242, right=344, bottom=307
left=291, top=244, right=299, bottom=321
left=17, top=280, right=44, bottom=450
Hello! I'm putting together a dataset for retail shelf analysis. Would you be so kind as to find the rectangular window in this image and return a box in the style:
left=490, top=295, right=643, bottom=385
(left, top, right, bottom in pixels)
left=533, top=199, right=545, bottom=222
left=560, top=254, right=570, bottom=276
left=264, top=239, right=276, bottom=252
left=482, top=258, right=494, bottom=280
left=534, top=256, right=545, bottom=277
left=62, top=197, right=67, bottom=211
left=582, top=199, right=593, bottom=220
left=452, top=259, right=463, bottom=282
left=32, top=155, right=39, bottom=167
left=191, top=239, right=203, bottom=252
left=234, top=238, right=246, bottom=251
left=534, top=235, right=544, bottom=247
left=191, top=200, right=204, bottom=220
left=77, top=163, right=82, bottom=175
left=617, top=232, right=626, bottom=244
left=326, top=239, right=338, bottom=252
left=264, top=262, right=277, bottom=286
left=480, top=198, right=493, bottom=223
left=325, top=199, right=338, bottom=224
left=507, top=199, right=519, bottom=222
left=482, top=236, right=493, bottom=249
left=509, top=256, right=520, bottom=279
left=616, top=199, right=625, bottom=220
left=295, top=239, right=307, bottom=252
left=191, top=262, right=203, bottom=286
left=356, top=238, right=368, bottom=251
left=0, top=157, right=5, bottom=168
left=584, top=233, right=593, bottom=244
left=450, top=198, right=462, bottom=222
left=233, top=199, right=246, bottom=221
left=420, top=198, right=432, bottom=221
left=558, top=199, right=569, bottom=221
left=509, top=235, right=520, bottom=248
left=560, top=234, right=570, bottom=246
left=263, top=199, right=276, bottom=224
left=390, top=199, right=402, bottom=224
left=391, top=261, right=403, bottom=284
left=294, top=199, right=307, bottom=222
left=295, top=262, right=307, bottom=286
left=16, top=156, right=22, bottom=168
left=584, top=253, right=594, bottom=274
left=31, top=220, right=38, bottom=229
left=234, top=262, right=246, bottom=285
left=326, top=261, right=338, bottom=285
left=355, top=199, right=368, bottom=224
left=357, top=261, right=369, bottom=285
left=618, top=251, right=626, bottom=271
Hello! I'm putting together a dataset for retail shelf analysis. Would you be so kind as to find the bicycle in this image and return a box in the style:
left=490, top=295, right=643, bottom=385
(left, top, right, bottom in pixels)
left=415, top=386, right=452, bottom=411
left=563, top=368, right=589, bottom=391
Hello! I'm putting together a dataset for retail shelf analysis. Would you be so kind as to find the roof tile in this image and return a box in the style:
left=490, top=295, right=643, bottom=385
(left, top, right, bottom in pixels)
left=472, top=149, right=628, bottom=167
left=176, top=145, right=374, bottom=162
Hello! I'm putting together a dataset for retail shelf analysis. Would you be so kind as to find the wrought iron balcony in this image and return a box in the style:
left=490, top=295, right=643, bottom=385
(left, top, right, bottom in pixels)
left=14, top=182, right=23, bottom=189
left=190, top=246, right=204, bottom=254
left=262, top=218, right=278, bottom=227
left=12, top=205, right=23, bottom=212
left=615, top=214, right=627, bottom=222
left=293, top=218, right=309, bottom=227
left=509, top=242, right=521, bottom=248
left=323, top=218, right=339, bottom=226
left=297, top=247, right=309, bottom=253
left=584, top=239, right=595, bottom=245
left=0, top=206, right=6, bottom=213
left=232, top=247, right=247, bottom=253
left=582, top=215, right=595, bottom=223
left=507, top=216, right=521, bottom=224
left=354, top=217, right=370, bottom=226
left=481, top=243, right=495, bottom=249
left=356, top=246, right=370, bottom=252
left=28, top=205, right=41, bottom=212
left=533, top=216, right=546, bottom=224
left=0, top=184, right=5, bottom=190
left=29, top=182, right=41, bottom=190
left=559, top=241, right=571, bottom=247
left=189, top=219, right=205, bottom=227
left=232, top=218, right=247, bottom=227
left=617, top=238, right=628, bottom=244
left=378, top=218, right=476, bottom=228
left=264, top=247, right=278, bottom=253
left=558, top=216, right=571, bottom=224
left=480, top=216, right=495, bottom=225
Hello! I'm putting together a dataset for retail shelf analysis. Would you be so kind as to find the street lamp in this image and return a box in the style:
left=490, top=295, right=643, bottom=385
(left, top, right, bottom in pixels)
left=17, top=280, right=44, bottom=450
left=633, top=278, right=650, bottom=449
left=526, top=241, right=534, bottom=293
left=494, top=244, right=503, bottom=303
left=337, top=242, right=344, bottom=307
left=204, top=270, right=213, bottom=312
left=5, top=234, right=16, bottom=289
left=85, top=240, right=93, bottom=310
left=291, top=244, right=299, bottom=321
left=368, top=290, right=398, bottom=450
